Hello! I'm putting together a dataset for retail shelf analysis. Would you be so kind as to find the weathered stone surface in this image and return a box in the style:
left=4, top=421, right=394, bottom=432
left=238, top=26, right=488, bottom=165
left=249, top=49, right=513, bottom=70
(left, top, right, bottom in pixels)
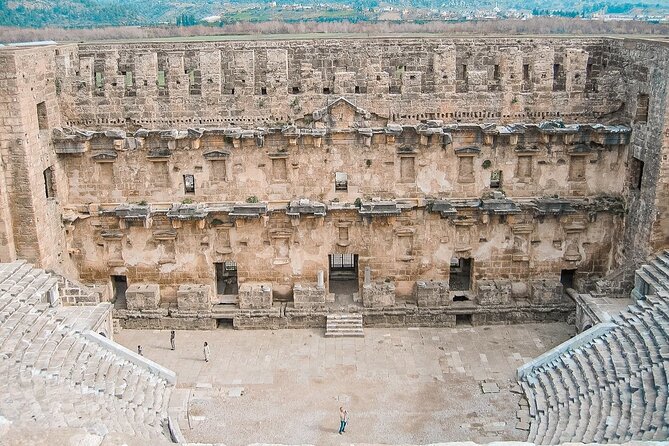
left=477, top=280, right=512, bottom=306
left=126, top=283, right=161, bottom=310
left=415, top=280, right=450, bottom=307
left=238, top=282, right=273, bottom=309
left=177, top=284, right=212, bottom=311
left=362, top=281, right=396, bottom=308
left=293, top=283, right=327, bottom=309
left=1, top=37, right=669, bottom=337
left=530, top=280, right=564, bottom=304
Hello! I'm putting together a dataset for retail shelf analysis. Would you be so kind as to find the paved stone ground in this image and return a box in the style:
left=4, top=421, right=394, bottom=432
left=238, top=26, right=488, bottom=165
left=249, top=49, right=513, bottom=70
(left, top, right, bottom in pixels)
left=115, top=323, right=574, bottom=446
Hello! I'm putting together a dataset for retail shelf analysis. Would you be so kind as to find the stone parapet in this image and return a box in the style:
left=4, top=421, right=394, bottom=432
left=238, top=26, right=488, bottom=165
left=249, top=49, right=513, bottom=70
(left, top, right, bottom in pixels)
left=238, top=282, right=273, bottom=309
left=125, top=283, right=161, bottom=310
left=477, top=279, right=512, bottom=305
left=362, top=281, right=396, bottom=308
left=415, top=280, right=450, bottom=307
left=177, top=284, right=212, bottom=311
left=293, top=283, right=327, bottom=309
left=530, top=280, right=564, bottom=304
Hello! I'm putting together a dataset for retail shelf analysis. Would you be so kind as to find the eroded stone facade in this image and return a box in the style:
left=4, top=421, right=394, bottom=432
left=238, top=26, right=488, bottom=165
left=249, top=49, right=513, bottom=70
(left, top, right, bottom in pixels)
left=1, top=37, right=668, bottom=328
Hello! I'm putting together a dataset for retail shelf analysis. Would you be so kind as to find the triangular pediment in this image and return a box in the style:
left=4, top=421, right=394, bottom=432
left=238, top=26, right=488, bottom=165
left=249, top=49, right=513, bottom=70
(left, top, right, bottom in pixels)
left=306, top=97, right=387, bottom=128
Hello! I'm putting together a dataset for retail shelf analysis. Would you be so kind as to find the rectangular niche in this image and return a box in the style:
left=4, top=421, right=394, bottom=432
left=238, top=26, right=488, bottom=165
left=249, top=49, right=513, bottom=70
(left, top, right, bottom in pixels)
left=516, top=156, right=533, bottom=180
left=458, top=156, right=474, bottom=183
left=569, top=156, right=586, bottom=181
left=210, top=159, right=227, bottom=182
left=399, top=156, right=415, bottom=183
left=272, top=157, right=287, bottom=182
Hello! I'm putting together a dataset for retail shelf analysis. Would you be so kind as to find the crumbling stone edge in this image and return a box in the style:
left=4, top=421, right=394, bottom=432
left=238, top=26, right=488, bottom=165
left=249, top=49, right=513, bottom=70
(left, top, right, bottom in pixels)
left=82, top=330, right=177, bottom=384
left=168, top=408, right=187, bottom=443
left=516, top=322, right=617, bottom=380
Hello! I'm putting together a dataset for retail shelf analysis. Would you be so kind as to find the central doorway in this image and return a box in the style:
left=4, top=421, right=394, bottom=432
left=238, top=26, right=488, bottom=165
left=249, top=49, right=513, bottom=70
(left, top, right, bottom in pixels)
left=215, top=261, right=238, bottom=304
left=328, top=253, right=358, bottom=296
left=449, top=257, right=472, bottom=292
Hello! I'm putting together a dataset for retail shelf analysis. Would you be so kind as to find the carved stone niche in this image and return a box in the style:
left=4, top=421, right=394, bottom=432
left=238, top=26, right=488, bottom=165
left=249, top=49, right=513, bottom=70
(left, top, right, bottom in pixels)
left=512, top=223, right=533, bottom=262
left=335, top=220, right=353, bottom=247
left=563, top=220, right=586, bottom=262
left=153, top=229, right=177, bottom=265
left=394, top=227, right=415, bottom=261
left=100, top=230, right=124, bottom=267
left=453, top=218, right=474, bottom=254
left=269, top=228, right=292, bottom=265
left=213, top=223, right=234, bottom=255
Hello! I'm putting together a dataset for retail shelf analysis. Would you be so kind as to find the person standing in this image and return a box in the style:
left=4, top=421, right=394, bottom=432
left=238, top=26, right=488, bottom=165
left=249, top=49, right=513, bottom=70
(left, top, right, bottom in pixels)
left=137, top=345, right=143, bottom=356
left=170, top=330, right=176, bottom=350
left=338, top=406, right=348, bottom=434
left=203, top=341, right=210, bottom=362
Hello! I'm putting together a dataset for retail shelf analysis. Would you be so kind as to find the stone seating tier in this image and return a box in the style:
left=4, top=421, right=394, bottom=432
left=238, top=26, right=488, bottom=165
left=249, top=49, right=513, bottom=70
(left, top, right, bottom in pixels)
left=519, top=250, right=669, bottom=444
left=0, top=261, right=175, bottom=442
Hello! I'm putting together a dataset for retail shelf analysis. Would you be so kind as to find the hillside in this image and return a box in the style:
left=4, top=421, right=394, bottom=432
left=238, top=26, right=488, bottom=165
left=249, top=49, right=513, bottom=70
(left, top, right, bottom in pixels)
left=1, top=0, right=669, bottom=28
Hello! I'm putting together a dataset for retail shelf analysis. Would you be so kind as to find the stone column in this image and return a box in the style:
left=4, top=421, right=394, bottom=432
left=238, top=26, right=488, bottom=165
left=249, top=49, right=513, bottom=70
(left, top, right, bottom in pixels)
left=317, top=270, right=324, bottom=288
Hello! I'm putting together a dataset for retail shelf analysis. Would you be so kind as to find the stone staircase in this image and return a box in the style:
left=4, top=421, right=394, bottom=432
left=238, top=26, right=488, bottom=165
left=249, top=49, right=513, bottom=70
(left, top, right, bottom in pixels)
left=518, top=250, right=669, bottom=444
left=325, top=313, right=364, bottom=337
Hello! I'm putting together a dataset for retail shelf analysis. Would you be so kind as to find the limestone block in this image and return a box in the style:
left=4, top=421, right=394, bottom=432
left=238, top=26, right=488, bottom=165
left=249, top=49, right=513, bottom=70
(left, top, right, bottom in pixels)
left=511, top=282, right=530, bottom=299
left=177, top=284, right=212, bottom=311
left=238, top=282, right=273, bottom=309
left=293, top=283, right=327, bottom=309
left=530, top=280, right=564, bottom=304
left=362, top=281, right=395, bottom=308
left=415, top=280, right=450, bottom=307
left=477, top=280, right=512, bottom=305
left=126, top=283, right=160, bottom=310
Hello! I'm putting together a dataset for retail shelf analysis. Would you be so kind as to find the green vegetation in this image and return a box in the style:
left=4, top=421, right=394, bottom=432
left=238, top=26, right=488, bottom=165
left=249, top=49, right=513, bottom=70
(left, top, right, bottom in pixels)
left=1, top=0, right=668, bottom=29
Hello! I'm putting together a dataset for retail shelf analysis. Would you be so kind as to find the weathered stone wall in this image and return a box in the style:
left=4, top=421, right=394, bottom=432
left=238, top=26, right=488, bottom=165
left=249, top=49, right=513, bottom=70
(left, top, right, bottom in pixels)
left=55, top=124, right=628, bottom=205
left=0, top=45, right=74, bottom=276
left=2, top=36, right=669, bottom=326
left=53, top=38, right=625, bottom=129
left=604, top=39, right=669, bottom=288
left=66, top=202, right=623, bottom=304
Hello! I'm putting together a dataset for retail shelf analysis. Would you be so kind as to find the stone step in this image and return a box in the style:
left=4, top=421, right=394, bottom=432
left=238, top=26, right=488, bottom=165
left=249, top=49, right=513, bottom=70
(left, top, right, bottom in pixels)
left=325, top=313, right=364, bottom=337
left=324, top=329, right=364, bottom=338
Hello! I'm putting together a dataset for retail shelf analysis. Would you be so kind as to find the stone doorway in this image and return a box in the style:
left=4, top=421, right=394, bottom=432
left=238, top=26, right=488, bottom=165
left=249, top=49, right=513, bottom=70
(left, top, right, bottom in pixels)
left=449, top=258, right=472, bottom=292
left=560, top=269, right=576, bottom=290
left=111, top=275, right=128, bottom=309
left=215, top=261, right=238, bottom=304
left=328, top=254, right=358, bottom=300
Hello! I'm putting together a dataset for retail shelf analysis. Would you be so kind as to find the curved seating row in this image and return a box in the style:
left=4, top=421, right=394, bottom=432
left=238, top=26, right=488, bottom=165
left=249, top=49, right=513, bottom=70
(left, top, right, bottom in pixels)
left=520, top=251, right=669, bottom=444
left=0, top=260, right=174, bottom=442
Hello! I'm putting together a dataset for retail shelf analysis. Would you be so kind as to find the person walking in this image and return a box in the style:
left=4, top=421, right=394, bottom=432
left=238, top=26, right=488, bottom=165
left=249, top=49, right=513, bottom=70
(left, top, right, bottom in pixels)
left=170, top=330, right=176, bottom=350
left=203, top=341, right=210, bottom=362
left=338, top=406, right=348, bottom=434
left=137, top=345, right=143, bottom=356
